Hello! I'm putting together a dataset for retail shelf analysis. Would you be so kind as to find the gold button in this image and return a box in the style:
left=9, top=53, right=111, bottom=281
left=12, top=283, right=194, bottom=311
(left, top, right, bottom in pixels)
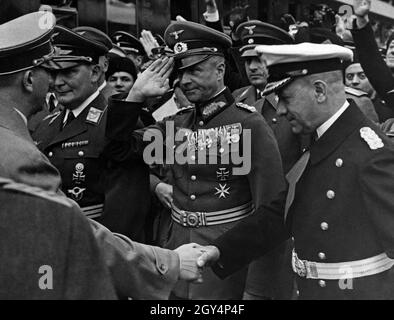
left=272, top=118, right=278, bottom=124
left=318, top=280, right=326, bottom=288
left=318, top=252, right=326, bottom=260
left=199, top=121, right=204, bottom=126
left=321, top=222, right=329, bottom=231
left=78, top=151, right=84, bottom=157
left=296, top=290, right=300, bottom=297
left=335, top=159, right=343, bottom=168
left=326, top=190, right=335, bottom=199
left=190, top=195, right=196, bottom=200
left=219, top=148, right=225, bottom=154
left=191, top=175, right=196, bottom=181
left=48, top=152, right=53, bottom=157
left=190, top=155, right=196, bottom=161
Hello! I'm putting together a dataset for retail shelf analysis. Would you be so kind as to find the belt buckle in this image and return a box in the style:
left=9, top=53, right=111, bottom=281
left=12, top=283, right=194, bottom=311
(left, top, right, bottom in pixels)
left=180, top=211, right=201, bottom=228
left=292, top=250, right=307, bottom=278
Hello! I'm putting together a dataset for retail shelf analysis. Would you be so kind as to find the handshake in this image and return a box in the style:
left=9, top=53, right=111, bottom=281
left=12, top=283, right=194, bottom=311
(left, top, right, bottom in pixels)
left=174, top=243, right=221, bottom=283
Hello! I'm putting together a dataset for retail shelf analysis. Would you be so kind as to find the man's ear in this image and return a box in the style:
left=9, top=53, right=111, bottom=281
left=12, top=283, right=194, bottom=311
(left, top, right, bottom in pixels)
left=100, top=56, right=109, bottom=73
left=216, top=60, right=226, bottom=81
left=90, top=64, right=101, bottom=83
left=313, top=80, right=327, bottom=103
left=22, top=70, right=34, bottom=93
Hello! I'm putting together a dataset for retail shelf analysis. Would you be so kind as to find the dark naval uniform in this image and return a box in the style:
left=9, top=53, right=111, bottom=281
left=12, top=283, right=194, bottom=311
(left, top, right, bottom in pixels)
left=211, top=43, right=394, bottom=300
left=106, top=86, right=286, bottom=299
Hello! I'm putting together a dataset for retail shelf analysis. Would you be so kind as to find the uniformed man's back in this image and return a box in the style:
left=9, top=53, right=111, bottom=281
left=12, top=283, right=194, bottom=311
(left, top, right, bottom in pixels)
left=0, top=177, right=116, bottom=300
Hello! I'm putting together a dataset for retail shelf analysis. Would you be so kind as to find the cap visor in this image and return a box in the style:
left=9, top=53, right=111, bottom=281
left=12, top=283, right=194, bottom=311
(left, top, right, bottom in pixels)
left=263, top=77, right=293, bottom=96
left=241, top=48, right=259, bottom=58
left=178, top=55, right=210, bottom=71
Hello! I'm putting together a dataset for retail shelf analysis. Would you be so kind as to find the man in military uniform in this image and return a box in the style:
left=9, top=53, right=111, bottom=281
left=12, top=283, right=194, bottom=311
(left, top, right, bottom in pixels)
left=0, top=11, right=61, bottom=192
left=32, top=25, right=150, bottom=242
left=104, top=21, right=286, bottom=299
left=232, top=20, right=300, bottom=300
left=0, top=176, right=117, bottom=299
left=198, top=43, right=394, bottom=300
left=112, top=31, right=147, bottom=72
left=0, top=12, right=207, bottom=300
left=73, top=26, right=116, bottom=101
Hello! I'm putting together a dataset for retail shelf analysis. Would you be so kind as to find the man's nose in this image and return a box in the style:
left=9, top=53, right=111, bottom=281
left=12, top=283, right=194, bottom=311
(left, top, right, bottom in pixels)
left=115, top=79, right=123, bottom=87
left=351, top=76, right=360, bottom=85
left=54, top=73, right=65, bottom=88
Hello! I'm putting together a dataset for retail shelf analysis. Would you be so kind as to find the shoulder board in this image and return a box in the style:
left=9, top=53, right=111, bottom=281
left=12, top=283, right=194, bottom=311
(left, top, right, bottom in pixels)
left=176, top=105, right=195, bottom=115
left=236, top=102, right=256, bottom=113
left=238, top=87, right=250, bottom=100
left=360, top=127, right=384, bottom=150
left=345, top=87, right=368, bottom=97
left=43, top=111, right=61, bottom=123
left=1, top=181, right=73, bottom=208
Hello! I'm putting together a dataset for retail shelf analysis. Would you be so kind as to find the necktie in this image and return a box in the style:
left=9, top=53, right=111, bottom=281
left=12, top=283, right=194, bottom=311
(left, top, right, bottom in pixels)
left=63, top=111, right=75, bottom=129
left=284, top=149, right=311, bottom=222
left=48, top=94, right=56, bottom=113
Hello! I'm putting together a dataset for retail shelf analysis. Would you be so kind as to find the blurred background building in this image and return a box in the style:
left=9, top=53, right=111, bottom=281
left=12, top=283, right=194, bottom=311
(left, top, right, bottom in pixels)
left=1, top=0, right=394, bottom=48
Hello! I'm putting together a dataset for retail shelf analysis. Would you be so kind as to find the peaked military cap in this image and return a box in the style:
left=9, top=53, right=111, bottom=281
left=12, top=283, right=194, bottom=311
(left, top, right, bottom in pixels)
left=73, top=26, right=113, bottom=52
left=257, top=43, right=353, bottom=95
left=236, top=20, right=294, bottom=58
left=164, top=21, right=232, bottom=70
left=44, top=25, right=109, bottom=70
left=0, top=11, right=56, bottom=75
left=112, top=31, right=145, bottom=56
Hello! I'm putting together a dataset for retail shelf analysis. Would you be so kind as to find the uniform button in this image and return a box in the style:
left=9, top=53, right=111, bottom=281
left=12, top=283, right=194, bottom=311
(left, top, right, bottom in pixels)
left=78, top=151, right=84, bottom=157
left=296, top=290, right=300, bottom=297
left=190, top=195, right=196, bottom=201
left=318, top=280, right=326, bottom=288
left=219, top=148, right=225, bottom=154
left=335, top=159, right=343, bottom=168
left=199, top=121, right=204, bottom=126
left=272, top=118, right=278, bottom=124
left=191, top=175, right=197, bottom=181
left=326, top=190, right=335, bottom=199
left=321, top=222, right=329, bottom=231
left=48, top=152, right=53, bottom=157
left=191, top=155, right=196, bottom=161
left=318, top=252, right=326, bottom=260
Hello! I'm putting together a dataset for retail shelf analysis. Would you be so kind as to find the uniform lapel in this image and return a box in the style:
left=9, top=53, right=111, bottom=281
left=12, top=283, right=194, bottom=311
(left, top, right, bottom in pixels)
left=45, top=94, right=106, bottom=149
left=310, top=101, right=366, bottom=166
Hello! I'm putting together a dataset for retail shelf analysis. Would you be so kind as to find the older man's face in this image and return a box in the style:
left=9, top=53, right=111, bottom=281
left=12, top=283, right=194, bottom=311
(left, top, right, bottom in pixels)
left=53, top=64, right=98, bottom=109
left=178, top=57, right=222, bottom=103
left=276, top=78, right=322, bottom=134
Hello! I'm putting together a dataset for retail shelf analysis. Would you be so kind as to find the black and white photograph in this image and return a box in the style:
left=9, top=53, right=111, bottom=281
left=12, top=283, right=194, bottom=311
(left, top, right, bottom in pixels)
left=0, top=0, right=393, bottom=306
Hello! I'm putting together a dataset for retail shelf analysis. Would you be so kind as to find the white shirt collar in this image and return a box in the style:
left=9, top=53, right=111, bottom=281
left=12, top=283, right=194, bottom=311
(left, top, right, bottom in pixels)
left=13, top=108, right=28, bottom=126
left=316, top=101, right=350, bottom=139
left=63, top=89, right=100, bottom=123
left=98, top=80, right=107, bottom=92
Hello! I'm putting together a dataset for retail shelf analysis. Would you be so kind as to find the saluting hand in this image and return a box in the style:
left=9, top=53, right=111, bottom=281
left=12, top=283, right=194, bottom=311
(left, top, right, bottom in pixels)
left=127, top=57, right=174, bottom=103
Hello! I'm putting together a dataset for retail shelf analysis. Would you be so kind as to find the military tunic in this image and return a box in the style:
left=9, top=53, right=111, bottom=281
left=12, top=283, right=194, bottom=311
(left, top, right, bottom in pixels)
left=105, top=87, right=287, bottom=299
left=0, top=177, right=116, bottom=300
left=212, top=102, right=394, bottom=299
left=32, top=93, right=150, bottom=241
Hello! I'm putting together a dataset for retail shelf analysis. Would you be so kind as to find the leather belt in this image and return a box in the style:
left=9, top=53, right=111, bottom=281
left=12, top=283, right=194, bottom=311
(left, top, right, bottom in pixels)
left=292, top=249, right=394, bottom=280
left=171, top=202, right=254, bottom=228
left=81, top=203, right=103, bottom=219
